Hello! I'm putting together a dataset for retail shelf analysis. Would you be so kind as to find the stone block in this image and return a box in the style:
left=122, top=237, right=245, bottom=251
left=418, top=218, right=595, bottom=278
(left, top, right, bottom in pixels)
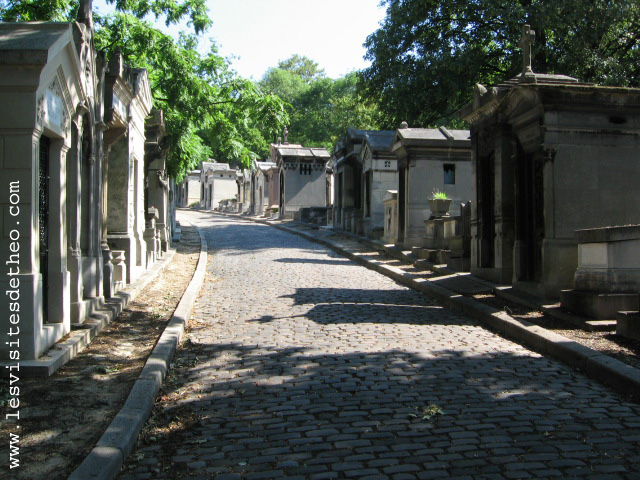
left=616, top=311, right=640, bottom=341
left=560, top=289, right=640, bottom=320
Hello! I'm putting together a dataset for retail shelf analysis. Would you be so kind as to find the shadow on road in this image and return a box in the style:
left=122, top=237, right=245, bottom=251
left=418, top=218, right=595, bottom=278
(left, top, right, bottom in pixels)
left=121, top=339, right=640, bottom=479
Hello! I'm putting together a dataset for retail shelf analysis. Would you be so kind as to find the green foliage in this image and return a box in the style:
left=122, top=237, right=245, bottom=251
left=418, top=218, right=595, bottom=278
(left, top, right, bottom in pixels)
left=260, top=56, right=382, bottom=151
left=0, top=0, right=76, bottom=21
left=277, top=54, right=326, bottom=84
left=0, top=0, right=210, bottom=27
left=431, top=189, right=448, bottom=200
left=1, top=0, right=288, bottom=180
left=105, top=0, right=211, bottom=33
left=360, top=0, right=640, bottom=128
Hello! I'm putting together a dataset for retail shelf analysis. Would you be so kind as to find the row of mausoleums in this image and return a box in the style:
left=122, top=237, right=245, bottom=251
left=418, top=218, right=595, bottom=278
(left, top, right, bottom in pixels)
left=178, top=24, right=640, bottom=324
left=177, top=141, right=332, bottom=221
left=328, top=53, right=640, bottom=319
left=0, top=4, right=177, bottom=362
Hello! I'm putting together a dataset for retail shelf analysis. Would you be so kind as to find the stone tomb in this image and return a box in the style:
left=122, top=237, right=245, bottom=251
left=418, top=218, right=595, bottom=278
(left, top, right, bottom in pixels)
left=0, top=12, right=105, bottom=359
left=176, top=169, right=201, bottom=208
left=561, top=225, right=640, bottom=319
left=383, top=190, right=399, bottom=244
left=145, top=109, right=171, bottom=255
left=235, top=168, right=251, bottom=213
left=391, top=125, right=472, bottom=248
left=201, top=161, right=237, bottom=210
left=360, top=130, right=397, bottom=239
left=274, top=144, right=330, bottom=219
left=104, top=52, right=153, bottom=285
left=250, top=158, right=277, bottom=216
left=460, top=28, right=640, bottom=298
left=332, top=128, right=367, bottom=233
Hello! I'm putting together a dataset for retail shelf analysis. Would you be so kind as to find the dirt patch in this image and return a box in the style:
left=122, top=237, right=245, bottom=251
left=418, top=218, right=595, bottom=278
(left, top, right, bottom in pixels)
left=0, top=225, right=201, bottom=480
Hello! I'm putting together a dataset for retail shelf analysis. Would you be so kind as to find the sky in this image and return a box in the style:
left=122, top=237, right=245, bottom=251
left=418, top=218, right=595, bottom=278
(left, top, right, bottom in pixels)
left=93, top=0, right=388, bottom=80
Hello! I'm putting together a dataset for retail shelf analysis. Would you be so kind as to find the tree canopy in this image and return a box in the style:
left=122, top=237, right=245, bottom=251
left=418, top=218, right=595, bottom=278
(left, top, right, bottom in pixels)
left=0, top=0, right=289, bottom=179
left=260, top=55, right=381, bottom=151
left=360, top=0, right=640, bottom=128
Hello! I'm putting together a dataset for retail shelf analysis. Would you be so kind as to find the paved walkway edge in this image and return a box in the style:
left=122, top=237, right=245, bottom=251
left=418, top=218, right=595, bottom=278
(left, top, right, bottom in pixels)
left=232, top=213, right=640, bottom=399
left=1, top=248, right=178, bottom=378
left=67, top=222, right=209, bottom=480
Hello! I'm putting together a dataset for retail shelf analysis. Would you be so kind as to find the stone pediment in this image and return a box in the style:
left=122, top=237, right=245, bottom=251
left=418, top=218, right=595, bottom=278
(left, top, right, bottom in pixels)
left=131, top=67, right=152, bottom=117
left=0, top=23, right=87, bottom=137
left=460, top=72, right=591, bottom=125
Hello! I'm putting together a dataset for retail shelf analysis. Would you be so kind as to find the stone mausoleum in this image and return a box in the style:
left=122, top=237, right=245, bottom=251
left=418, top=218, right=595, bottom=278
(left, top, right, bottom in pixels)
left=0, top=5, right=106, bottom=360
left=273, top=142, right=331, bottom=219
left=460, top=24, right=640, bottom=299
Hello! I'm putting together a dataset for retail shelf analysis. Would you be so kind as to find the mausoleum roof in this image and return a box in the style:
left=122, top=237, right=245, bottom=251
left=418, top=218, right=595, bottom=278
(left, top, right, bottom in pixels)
left=276, top=146, right=331, bottom=160
left=393, top=126, right=470, bottom=149
left=363, top=130, right=395, bottom=151
left=0, top=23, right=73, bottom=65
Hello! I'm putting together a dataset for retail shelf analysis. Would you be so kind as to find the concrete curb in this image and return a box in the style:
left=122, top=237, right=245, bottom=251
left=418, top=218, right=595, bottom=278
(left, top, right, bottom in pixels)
left=227, top=213, right=640, bottom=399
left=67, top=222, right=209, bottom=480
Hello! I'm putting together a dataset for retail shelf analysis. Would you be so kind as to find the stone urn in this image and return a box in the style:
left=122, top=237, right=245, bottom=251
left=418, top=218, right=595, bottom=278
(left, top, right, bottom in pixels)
left=428, top=198, right=452, bottom=218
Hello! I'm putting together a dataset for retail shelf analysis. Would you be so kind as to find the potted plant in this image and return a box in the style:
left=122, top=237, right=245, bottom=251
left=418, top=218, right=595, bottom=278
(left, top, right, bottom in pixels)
left=428, top=189, right=452, bottom=217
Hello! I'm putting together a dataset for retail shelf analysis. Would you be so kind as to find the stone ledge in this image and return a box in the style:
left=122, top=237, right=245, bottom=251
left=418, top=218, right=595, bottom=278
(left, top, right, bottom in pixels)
left=575, top=224, right=640, bottom=244
left=560, top=289, right=639, bottom=320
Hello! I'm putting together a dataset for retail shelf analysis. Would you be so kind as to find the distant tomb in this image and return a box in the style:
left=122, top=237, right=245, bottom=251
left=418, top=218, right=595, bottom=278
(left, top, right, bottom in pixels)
left=391, top=125, right=472, bottom=248
left=273, top=143, right=331, bottom=219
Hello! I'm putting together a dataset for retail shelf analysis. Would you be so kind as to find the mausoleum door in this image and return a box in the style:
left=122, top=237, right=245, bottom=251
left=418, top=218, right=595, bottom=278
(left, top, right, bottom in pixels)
left=279, top=171, right=285, bottom=212
left=336, top=172, right=343, bottom=224
left=80, top=117, right=92, bottom=255
left=398, top=166, right=406, bottom=243
left=39, top=136, right=51, bottom=323
left=365, top=171, right=373, bottom=217
left=354, top=164, right=363, bottom=210
left=477, top=153, right=495, bottom=267
left=515, top=148, right=544, bottom=282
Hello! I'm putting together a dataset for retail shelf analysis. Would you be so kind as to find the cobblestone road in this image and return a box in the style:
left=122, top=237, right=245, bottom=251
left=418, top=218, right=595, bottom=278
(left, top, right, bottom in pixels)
left=121, top=212, right=640, bottom=480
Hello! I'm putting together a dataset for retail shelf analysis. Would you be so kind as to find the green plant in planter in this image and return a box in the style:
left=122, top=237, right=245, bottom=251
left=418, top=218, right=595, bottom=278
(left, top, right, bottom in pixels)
left=432, top=189, right=448, bottom=200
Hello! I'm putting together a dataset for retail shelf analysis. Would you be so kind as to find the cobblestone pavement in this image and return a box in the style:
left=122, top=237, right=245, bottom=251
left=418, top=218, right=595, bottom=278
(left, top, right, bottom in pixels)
left=121, top=212, right=640, bottom=480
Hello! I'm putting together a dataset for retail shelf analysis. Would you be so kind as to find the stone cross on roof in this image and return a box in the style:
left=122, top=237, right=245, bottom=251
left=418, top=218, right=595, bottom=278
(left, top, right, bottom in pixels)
left=519, top=24, right=535, bottom=74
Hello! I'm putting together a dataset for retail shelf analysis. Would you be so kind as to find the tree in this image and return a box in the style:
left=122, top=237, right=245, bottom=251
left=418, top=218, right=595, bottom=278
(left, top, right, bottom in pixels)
left=1, top=0, right=289, bottom=178
left=0, top=0, right=211, bottom=30
left=260, top=56, right=382, bottom=150
left=95, top=14, right=288, bottom=176
left=360, top=0, right=640, bottom=128
left=277, top=54, right=326, bottom=84
left=294, top=73, right=382, bottom=150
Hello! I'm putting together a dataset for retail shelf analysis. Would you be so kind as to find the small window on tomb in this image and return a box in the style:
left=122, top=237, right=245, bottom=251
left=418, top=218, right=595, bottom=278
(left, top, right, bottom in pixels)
left=443, top=164, right=455, bottom=185
left=299, top=163, right=311, bottom=175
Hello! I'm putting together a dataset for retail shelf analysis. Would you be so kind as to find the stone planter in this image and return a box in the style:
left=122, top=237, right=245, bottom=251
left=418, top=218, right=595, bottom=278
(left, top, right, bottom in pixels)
left=428, top=198, right=452, bottom=218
